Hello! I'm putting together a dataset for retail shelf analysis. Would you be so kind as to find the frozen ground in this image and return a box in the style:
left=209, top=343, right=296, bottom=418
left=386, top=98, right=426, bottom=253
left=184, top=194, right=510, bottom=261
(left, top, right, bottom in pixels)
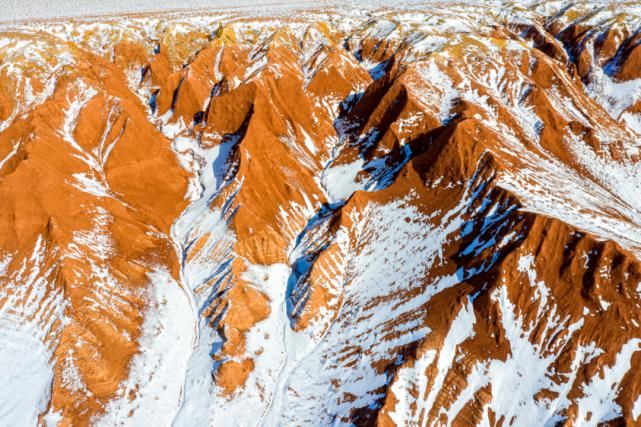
left=1, top=0, right=445, bottom=23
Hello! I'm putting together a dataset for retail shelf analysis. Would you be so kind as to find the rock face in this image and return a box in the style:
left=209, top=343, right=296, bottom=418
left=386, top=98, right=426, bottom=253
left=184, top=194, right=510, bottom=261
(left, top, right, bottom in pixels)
left=2, top=2, right=641, bottom=425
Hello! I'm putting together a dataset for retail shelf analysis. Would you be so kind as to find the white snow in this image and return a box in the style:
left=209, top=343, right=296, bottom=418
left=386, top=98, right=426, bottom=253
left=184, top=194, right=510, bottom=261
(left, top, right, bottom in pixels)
left=0, top=312, right=55, bottom=425
left=71, top=172, right=112, bottom=198
left=633, top=393, right=641, bottom=421
left=389, top=349, right=437, bottom=426
left=320, top=158, right=365, bottom=202
left=389, top=301, right=476, bottom=425
left=0, top=141, right=20, bottom=171
left=60, top=82, right=100, bottom=170
left=264, top=191, right=472, bottom=424
left=0, top=238, right=66, bottom=426
left=415, top=251, right=602, bottom=426
left=0, top=0, right=463, bottom=24
left=575, top=339, right=641, bottom=426
left=421, top=301, right=476, bottom=418
left=96, top=269, right=196, bottom=425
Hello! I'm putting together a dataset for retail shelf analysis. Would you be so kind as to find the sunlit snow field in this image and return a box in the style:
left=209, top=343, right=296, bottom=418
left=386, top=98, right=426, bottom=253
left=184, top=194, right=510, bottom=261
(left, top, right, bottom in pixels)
left=3, top=0, right=453, bottom=23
